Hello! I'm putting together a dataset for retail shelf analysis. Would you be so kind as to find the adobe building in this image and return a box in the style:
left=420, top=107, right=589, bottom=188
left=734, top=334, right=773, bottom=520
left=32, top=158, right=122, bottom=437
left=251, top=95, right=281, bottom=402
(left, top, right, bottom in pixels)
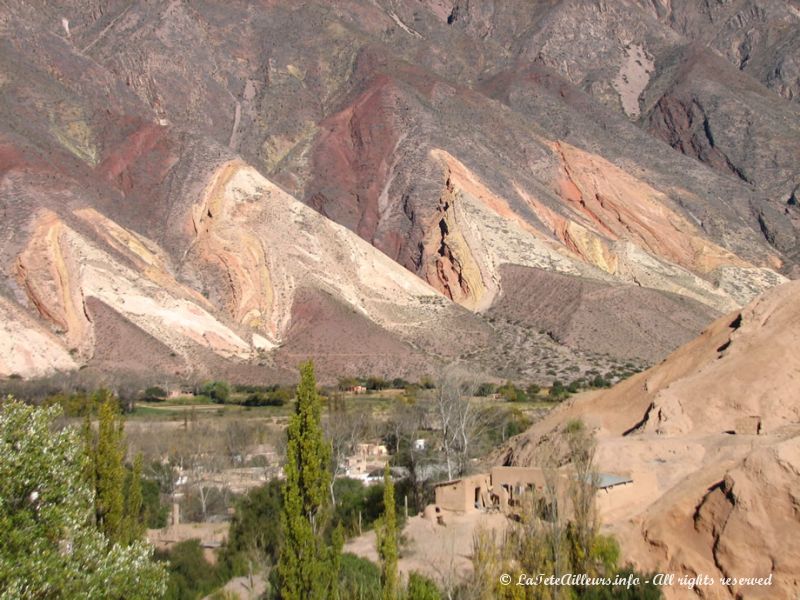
left=433, top=473, right=493, bottom=512
left=432, top=466, right=631, bottom=515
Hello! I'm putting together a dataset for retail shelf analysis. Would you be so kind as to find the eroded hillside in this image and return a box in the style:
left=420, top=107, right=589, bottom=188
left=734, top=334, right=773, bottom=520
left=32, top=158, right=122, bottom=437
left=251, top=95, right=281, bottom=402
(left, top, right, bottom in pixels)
left=0, top=0, right=797, bottom=383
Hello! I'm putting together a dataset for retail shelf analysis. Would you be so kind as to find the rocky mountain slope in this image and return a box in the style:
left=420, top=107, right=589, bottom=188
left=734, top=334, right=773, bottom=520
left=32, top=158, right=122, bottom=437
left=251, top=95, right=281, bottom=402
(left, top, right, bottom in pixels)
left=0, top=0, right=797, bottom=383
left=499, top=279, right=800, bottom=599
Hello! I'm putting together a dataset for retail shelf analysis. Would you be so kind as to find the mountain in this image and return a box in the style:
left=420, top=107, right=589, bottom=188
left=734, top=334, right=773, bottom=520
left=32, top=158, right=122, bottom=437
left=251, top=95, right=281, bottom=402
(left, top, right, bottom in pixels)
left=498, top=279, right=800, bottom=599
left=0, top=0, right=796, bottom=383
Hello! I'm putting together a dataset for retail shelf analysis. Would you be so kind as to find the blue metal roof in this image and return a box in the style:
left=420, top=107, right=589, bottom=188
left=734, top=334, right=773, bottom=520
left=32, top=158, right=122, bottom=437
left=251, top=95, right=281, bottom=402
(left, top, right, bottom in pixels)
left=595, top=473, right=633, bottom=489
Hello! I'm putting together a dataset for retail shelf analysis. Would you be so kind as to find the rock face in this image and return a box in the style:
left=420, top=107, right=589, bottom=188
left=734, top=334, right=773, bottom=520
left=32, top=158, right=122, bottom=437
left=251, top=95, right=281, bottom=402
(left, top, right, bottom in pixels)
left=633, top=0, right=800, bottom=104
left=0, top=0, right=797, bottom=382
left=500, top=280, right=800, bottom=599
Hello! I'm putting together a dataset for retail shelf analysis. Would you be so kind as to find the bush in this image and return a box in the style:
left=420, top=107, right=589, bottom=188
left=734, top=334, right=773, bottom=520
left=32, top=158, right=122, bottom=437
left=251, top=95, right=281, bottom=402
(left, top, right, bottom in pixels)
left=243, top=387, right=290, bottom=406
left=333, top=478, right=387, bottom=535
left=565, top=419, right=585, bottom=434
left=407, top=572, right=442, bottom=599
left=221, top=480, right=283, bottom=573
left=549, top=380, right=569, bottom=401
left=339, top=553, right=381, bottom=600
left=157, top=539, right=228, bottom=600
left=143, top=386, right=168, bottom=402
left=419, top=376, right=435, bottom=389
left=201, top=381, right=230, bottom=404
left=497, top=381, right=527, bottom=403
left=476, top=382, right=496, bottom=397
left=526, top=383, right=541, bottom=398
left=365, top=376, right=389, bottom=391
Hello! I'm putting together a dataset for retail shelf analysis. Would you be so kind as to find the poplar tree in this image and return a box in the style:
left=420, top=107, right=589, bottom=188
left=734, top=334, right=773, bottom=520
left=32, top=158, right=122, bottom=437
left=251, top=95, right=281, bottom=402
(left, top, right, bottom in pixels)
left=277, top=361, right=336, bottom=599
left=378, top=464, right=399, bottom=600
left=83, top=392, right=145, bottom=546
left=93, top=394, right=126, bottom=544
left=123, top=453, right=146, bottom=544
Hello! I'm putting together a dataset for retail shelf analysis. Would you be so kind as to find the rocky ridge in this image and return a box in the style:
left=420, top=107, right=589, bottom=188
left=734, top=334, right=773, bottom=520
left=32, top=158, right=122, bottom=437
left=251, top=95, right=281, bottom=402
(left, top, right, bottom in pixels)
left=499, top=279, right=800, bottom=599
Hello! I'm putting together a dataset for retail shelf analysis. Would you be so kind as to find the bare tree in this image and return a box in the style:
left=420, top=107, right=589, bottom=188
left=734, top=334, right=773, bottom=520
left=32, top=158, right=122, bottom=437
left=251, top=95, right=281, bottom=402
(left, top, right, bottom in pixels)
left=223, top=419, right=258, bottom=466
left=171, top=421, right=226, bottom=521
left=384, top=396, right=433, bottom=512
left=564, top=421, right=599, bottom=575
left=324, top=393, right=372, bottom=505
left=432, top=366, right=482, bottom=480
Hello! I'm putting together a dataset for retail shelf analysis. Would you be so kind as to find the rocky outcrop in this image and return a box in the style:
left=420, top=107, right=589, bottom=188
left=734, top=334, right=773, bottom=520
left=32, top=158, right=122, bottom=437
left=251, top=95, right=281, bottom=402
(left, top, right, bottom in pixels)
left=633, top=0, right=800, bottom=104
left=307, top=76, right=404, bottom=244
left=0, top=296, right=77, bottom=378
left=500, top=280, right=800, bottom=599
left=642, top=49, right=800, bottom=221
left=14, top=210, right=93, bottom=358
left=425, top=176, right=485, bottom=308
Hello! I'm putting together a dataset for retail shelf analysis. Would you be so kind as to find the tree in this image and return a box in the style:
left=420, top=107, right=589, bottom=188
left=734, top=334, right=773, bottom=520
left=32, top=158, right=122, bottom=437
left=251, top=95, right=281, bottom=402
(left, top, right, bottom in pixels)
left=157, top=539, right=227, bottom=600
left=83, top=393, right=147, bottom=546
left=89, top=393, right=127, bottom=544
left=564, top=420, right=599, bottom=576
left=549, top=380, right=569, bottom=401
left=384, top=398, right=430, bottom=513
left=0, top=398, right=167, bottom=598
left=170, top=420, right=228, bottom=522
left=377, top=465, right=398, bottom=600
left=325, top=395, right=371, bottom=505
left=123, top=453, right=146, bottom=545
left=221, top=480, right=283, bottom=578
left=142, top=386, right=167, bottom=402
left=201, top=380, right=230, bottom=404
left=277, top=361, right=337, bottom=600
left=433, top=367, right=482, bottom=480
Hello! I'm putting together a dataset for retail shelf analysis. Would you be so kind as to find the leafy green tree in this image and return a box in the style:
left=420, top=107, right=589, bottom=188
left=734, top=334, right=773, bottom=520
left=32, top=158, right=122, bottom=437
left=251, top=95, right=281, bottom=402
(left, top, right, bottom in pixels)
left=377, top=465, right=398, bottom=600
left=123, top=453, right=146, bottom=545
left=141, top=477, right=169, bottom=528
left=83, top=393, right=147, bottom=546
left=337, top=377, right=359, bottom=391
left=143, top=386, right=168, bottom=401
left=222, top=480, right=283, bottom=576
left=331, top=477, right=386, bottom=535
left=366, top=376, right=389, bottom=391
left=156, top=539, right=228, bottom=600
left=497, top=381, right=528, bottom=403
left=277, top=361, right=337, bottom=599
left=0, top=399, right=167, bottom=599
left=201, top=381, right=230, bottom=404
left=90, top=393, right=127, bottom=544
